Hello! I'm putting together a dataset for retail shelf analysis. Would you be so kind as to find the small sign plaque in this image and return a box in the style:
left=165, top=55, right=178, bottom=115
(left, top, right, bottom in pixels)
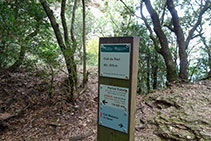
left=99, top=105, right=128, bottom=133
left=99, top=84, right=129, bottom=111
left=99, top=84, right=129, bottom=133
left=100, top=44, right=130, bottom=79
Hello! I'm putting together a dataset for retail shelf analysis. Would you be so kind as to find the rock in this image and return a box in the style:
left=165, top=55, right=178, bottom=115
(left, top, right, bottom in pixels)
left=141, top=80, right=211, bottom=140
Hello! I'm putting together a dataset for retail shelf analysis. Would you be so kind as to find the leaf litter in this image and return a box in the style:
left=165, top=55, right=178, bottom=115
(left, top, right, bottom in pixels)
left=0, top=67, right=211, bottom=141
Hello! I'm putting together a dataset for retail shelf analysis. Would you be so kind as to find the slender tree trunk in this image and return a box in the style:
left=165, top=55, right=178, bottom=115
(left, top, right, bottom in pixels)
left=200, top=34, right=211, bottom=76
left=82, top=0, right=87, bottom=87
left=70, top=0, right=78, bottom=90
left=146, top=48, right=150, bottom=93
left=0, top=40, right=6, bottom=69
left=152, top=51, right=158, bottom=89
left=208, top=47, right=211, bottom=76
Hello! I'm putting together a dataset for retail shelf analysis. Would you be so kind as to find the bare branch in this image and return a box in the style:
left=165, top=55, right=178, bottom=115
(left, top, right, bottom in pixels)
left=185, top=0, right=210, bottom=49
left=167, top=0, right=185, bottom=44
left=160, top=0, right=167, bottom=25
left=191, top=33, right=203, bottom=39
left=40, top=0, right=66, bottom=50
left=140, top=1, right=161, bottom=53
left=186, top=0, right=198, bottom=16
left=118, top=0, right=142, bottom=19
left=163, top=24, right=175, bottom=32
left=70, top=0, right=78, bottom=51
left=143, top=0, right=170, bottom=53
left=61, top=0, right=69, bottom=46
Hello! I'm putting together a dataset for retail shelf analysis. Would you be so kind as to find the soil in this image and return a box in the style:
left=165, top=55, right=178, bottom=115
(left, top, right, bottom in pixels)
left=0, top=67, right=210, bottom=141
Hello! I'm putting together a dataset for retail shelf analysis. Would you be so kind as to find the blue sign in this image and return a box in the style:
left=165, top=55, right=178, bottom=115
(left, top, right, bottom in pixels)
left=99, top=104, right=128, bottom=133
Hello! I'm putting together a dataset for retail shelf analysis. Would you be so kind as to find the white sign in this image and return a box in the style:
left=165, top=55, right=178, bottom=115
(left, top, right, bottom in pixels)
left=99, top=84, right=129, bottom=111
left=100, top=44, right=130, bottom=79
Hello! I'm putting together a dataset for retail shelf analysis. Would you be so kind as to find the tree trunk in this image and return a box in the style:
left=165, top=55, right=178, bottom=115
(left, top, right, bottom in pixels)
left=152, top=51, right=158, bottom=89
left=200, top=34, right=211, bottom=76
left=146, top=48, right=150, bottom=93
left=82, top=0, right=87, bottom=87
left=166, top=0, right=188, bottom=80
left=208, top=45, right=211, bottom=76
left=143, top=0, right=178, bottom=82
left=0, top=40, right=6, bottom=69
left=166, top=0, right=210, bottom=80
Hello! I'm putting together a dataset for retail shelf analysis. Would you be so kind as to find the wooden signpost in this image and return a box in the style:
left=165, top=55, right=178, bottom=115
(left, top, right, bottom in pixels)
left=97, top=37, right=139, bottom=141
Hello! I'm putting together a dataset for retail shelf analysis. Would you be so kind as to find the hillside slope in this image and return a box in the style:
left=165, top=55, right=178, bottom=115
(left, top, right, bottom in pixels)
left=0, top=68, right=210, bottom=140
left=135, top=80, right=211, bottom=141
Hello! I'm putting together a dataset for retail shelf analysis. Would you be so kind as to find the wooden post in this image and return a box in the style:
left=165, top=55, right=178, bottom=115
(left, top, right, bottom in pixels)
left=97, top=37, right=139, bottom=141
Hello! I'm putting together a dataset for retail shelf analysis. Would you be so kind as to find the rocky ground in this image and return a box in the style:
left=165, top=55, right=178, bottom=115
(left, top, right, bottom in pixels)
left=0, top=67, right=211, bottom=141
left=136, top=80, right=211, bottom=141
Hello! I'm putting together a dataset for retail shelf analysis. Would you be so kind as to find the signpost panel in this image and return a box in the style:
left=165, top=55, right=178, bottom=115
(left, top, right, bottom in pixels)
left=97, top=37, right=139, bottom=141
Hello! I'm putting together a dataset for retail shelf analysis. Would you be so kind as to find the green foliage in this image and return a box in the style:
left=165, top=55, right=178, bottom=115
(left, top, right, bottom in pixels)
left=0, top=0, right=52, bottom=70
left=86, top=37, right=99, bottom=66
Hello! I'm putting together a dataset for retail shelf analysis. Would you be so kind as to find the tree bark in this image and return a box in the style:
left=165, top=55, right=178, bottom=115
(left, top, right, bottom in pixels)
left=143, top=0, right=177, bottom=82
left=61, top=0, right=69, bottom=46
left=146, top=48, right=150, bottom=93
left=70, top=0, right=77, bottom=52
left=152, top=51, right=158, bottom=89
left=82, top=0, right=87, bottom=87
left=200, top=34, right=211, bottom=76
left=166, top=0, right=188, bottom=80
left=0, top=40, right=6, bottom=69
left=70, top=0, right=78, bottom=90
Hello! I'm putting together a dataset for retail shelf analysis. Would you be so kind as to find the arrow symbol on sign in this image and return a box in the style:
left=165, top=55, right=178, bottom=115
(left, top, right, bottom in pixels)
left=119, top=123, right=123, bottom=128
left=102, top=100, right=108, bottom=105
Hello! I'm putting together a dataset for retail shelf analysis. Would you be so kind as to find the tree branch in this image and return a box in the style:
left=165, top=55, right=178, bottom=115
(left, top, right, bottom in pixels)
left=118, top=0, right=142, bottom=19
left=185, top=0, right=210, bottom=49
left=167, top=0, right=185, bottom=46
left=61, top=0, right=69, bottom=46
left=163, top=24, right=175, bottom=32
left=143, top=0, right=169, bottom=53
left=82, top=0, right=87, bottom=87
left=70, top=0, right=77, bottom=51
left=160, top=0, right=167, bottom=25
left=140, top=1, right=161, bottom=53
left=40, top=0, right=66, bottom=50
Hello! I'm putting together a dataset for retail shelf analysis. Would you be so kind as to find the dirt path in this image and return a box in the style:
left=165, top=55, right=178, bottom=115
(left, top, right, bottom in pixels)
left=1, top=68, right=210, bottom=140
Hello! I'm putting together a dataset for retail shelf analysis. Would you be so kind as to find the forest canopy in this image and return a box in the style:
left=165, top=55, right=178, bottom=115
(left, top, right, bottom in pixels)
left=0, top=0, right=210, bottom=95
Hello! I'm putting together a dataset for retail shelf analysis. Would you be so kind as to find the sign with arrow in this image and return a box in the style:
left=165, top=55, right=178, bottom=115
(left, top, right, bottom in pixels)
left=99, top=84, right=129, bottom=133
left=99, top=84, right=129, bottom=111
left=102, top=100, right=108, bottom=105
left=98, top=104, right=128, bottom=133
left=98, top=37, right=139, bottom=141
